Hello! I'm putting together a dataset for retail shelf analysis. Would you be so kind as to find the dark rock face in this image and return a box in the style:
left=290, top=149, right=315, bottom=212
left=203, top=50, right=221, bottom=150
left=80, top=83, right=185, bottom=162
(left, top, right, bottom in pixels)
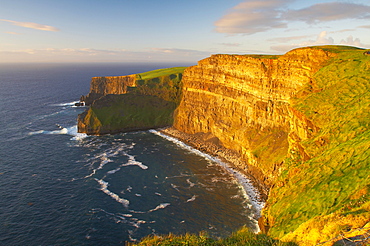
left=77, top=94, right=177, bottom=135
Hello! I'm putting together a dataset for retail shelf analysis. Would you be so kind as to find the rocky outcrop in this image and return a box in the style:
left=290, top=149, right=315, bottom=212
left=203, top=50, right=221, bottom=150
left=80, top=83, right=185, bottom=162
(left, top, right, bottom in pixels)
left=173, top=47, right=335, bottom=188
left=77, top=68, right=185, bottom=134
left=81, top=74, right=136, bottom=105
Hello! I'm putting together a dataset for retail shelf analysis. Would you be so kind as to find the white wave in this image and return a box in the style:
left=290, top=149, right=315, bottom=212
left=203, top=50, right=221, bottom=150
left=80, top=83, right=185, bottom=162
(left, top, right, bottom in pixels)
left=28, top=125, right=87, bottom=140
left=150, top=129, right=264, bottom=232
left=28, top=130, right=46, bottom=135
left=148, top=203, right=170, bottom=213
left=95, top=179, right=129, bottom=207
left=67, top=125, right=88, bottom=140
left=125, top=154, right=148, bottom=169
left=107, top=168, right=121, bottom=175
left=52, top=101, right=80, bottom=107
left=186, top=195, right=198, bottom=203
left=171, top=183, right=180, bottom=191
left=186, top=179, right=196, bottom=188
left=118, top=213, right=133, bottom=218
left=85, top=153, right=113, bottom=178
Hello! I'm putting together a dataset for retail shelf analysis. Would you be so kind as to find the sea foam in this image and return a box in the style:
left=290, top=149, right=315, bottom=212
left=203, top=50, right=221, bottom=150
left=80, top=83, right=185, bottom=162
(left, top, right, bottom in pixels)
left=28, top=125, right=87, bottom=140
left=95, top=179, right=130, bottom=207
left=149, top=129, right=264, bottom=229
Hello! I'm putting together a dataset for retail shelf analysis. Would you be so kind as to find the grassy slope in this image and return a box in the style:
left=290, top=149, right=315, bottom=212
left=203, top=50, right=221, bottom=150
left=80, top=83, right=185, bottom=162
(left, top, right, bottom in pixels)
left=132, top=227, right=297, bottom=246
left=137, top=67, right=187, bottom=80
left=266, top=46, right=370, bottom=244
left=132, top=46, right=370, bottom=245
left=133, top=67, right=186, bottom=103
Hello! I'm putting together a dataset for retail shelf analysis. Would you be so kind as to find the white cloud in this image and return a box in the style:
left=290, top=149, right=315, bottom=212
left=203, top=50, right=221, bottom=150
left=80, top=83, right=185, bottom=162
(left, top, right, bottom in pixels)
left=270, top=31, right=366, bottom=52
left=215, top=1, right=370, bottom=34
left=218, top=43, right=242, bottom=47
left=340, top=36, right=363, bottom=46
left=0, top=47, right=209, bottom=63
left=5, top=31, right=21, bottom=35
left=283, top=2, right=370, bottom=24
left=0, top=19, right=59, bottom=32
left=268, top=35, right=313, bottom=43
left=214, top=0, right=290, bottom=34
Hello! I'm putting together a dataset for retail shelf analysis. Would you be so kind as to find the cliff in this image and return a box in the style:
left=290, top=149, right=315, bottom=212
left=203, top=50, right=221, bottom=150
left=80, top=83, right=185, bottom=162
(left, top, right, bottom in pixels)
left=81, top=74, right=136, bottom=105
left=78, top=67, right=186, bottom=134
left=78, top=46, right=370, bottom=245
left=173, top=46, right=370, bottom=245
left=173, top=48, right=335, bottom=189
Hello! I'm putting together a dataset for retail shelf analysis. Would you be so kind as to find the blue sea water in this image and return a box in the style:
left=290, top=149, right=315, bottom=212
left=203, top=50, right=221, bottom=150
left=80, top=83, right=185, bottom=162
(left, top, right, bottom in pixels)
left=0, top=63, right=259, bottom=245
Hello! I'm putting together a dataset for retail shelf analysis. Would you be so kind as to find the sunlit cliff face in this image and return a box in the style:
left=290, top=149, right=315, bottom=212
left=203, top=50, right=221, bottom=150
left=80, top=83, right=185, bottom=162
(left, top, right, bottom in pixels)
left=174, top=48, right=334, bottom=187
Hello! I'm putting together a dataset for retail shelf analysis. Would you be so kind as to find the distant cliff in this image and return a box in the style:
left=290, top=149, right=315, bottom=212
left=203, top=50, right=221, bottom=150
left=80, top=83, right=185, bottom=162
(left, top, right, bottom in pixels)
left=78, top=67, right=186, bottom=134
left=81, top=75, right=136, bottom=105
left=77, top=46, right=370, bottom=245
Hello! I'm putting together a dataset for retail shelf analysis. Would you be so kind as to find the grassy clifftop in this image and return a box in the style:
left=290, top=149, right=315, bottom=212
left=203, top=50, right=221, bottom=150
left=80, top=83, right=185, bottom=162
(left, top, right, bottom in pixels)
left=266, top=46, right=370, bottom=244
left=132, top=46, right=370, bottom=245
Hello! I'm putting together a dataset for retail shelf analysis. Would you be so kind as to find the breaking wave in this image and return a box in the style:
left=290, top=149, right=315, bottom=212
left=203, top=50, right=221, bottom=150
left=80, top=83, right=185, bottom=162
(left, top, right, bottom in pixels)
left=149, top=129, right=264, bottom=230
left=95, top=179, right=130, bottom=207
left=28, top=125, right=87, bottom=140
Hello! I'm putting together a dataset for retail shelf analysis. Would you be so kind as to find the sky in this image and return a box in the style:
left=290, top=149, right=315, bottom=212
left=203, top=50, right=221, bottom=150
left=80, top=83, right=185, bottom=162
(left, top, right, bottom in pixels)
left=1, top=0, right=369, bottom=63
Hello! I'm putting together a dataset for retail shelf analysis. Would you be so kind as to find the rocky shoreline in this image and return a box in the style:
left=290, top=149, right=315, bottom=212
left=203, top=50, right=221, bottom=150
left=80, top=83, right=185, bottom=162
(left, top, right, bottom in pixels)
left=157, top=127, right=269, bottom=203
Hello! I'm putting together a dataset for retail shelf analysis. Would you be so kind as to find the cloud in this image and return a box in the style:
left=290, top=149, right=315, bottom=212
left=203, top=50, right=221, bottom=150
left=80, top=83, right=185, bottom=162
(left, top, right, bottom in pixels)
left=283, top=2, right=370, bottom=24
left=218, top=43, right=242, bottom=47
left=358, top=25, right=370, bottom=29
left=268, top=35, right=313, bottom=43
left=0, top=19, right=59, bottom=32
left=0, top=47, right=209, bottom=63
left=329, top=29, right=356, bottom=34
left=5, top=31, right=21, bottom=35
left=270, top=31, right=366, bottom=52
left=214, top=0, right=290, bottom=34
left=340, top=36, right=363, bottom=46
left=149, top=48, right=211, bottom=57
left=215, top=1, right=370, bottom=34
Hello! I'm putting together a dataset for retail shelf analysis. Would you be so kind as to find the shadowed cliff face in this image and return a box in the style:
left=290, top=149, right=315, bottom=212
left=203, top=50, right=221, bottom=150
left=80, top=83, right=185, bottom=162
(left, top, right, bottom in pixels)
left=174, top=48, right=334, bottom=187
left=78, top=68, right=185, bottom=134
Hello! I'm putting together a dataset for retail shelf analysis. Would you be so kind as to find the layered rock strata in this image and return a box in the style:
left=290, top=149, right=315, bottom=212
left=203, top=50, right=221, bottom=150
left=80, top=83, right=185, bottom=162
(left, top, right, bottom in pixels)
left=81, top=74, right=136, bottom=105
left=173, top=48, right=334, bottom=188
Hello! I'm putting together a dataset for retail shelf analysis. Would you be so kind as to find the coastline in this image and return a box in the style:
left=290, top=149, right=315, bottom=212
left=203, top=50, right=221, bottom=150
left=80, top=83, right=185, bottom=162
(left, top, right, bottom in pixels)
left=150, top=127, right=267, bottom=231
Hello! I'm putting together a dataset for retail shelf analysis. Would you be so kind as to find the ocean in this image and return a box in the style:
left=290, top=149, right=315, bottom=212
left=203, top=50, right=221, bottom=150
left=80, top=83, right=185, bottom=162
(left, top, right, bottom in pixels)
left=0, top=63, right=260, bottom=245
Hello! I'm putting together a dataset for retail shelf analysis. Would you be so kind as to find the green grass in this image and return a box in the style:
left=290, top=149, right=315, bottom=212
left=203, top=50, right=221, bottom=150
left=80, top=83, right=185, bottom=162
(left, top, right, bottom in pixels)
left=137, top=67, right=187, bottom=80
left=134, top=67, right=187, bottom=103
left=266, top=46, right=370, bottom=238
left=131, top=227, right=297, bottom=246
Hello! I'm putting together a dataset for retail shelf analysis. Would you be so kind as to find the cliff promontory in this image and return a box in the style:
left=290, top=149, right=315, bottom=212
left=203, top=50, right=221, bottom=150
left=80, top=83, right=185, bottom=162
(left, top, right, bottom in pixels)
left=78, top=67, right=186, bottom=134
left=78, top=46, right=370, bottom=245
